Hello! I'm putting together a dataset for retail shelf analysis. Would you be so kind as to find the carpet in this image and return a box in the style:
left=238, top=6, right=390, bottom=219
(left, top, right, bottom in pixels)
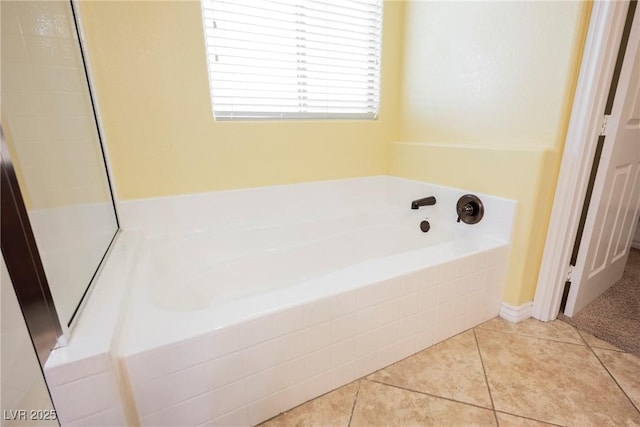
left=559, top=248, right=640, bottom=356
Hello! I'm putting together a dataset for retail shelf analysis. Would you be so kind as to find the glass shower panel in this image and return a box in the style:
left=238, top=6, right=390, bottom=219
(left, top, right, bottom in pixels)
left=1, top=1, right=118, bottom=326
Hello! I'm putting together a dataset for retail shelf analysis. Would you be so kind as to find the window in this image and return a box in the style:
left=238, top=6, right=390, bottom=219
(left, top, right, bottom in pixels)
left=201, top=0, right=382, bottom=120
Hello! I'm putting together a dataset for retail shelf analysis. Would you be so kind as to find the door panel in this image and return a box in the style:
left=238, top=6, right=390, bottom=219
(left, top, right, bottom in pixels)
left=590, top=164, right=630, bottom=275
left=614, top=167, right=640, bottom=261
left=565, top=2, right=640, bottom=316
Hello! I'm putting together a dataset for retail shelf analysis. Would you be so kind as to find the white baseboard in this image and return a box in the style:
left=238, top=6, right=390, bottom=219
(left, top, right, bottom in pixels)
left=631, top=240, right=640, bottom=250
left=499, top=301, right=533, bottom=323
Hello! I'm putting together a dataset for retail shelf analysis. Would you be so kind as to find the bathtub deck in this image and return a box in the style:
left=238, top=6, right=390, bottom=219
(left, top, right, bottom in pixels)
left=259, top=317, right=640, bottom=427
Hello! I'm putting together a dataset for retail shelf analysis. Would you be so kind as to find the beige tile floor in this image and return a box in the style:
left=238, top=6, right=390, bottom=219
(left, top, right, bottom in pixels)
left=260, top=317, right=640, bottom=427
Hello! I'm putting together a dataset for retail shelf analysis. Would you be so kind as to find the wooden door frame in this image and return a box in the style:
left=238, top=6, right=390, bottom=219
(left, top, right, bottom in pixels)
left=533, top=1, right=634, bottom=321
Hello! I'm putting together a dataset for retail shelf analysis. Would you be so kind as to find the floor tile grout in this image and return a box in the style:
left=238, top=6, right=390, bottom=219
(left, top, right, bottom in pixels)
left=473, top=328, right=499, bottom=427
left=568, top=322, right=640, bottom=414
left=575, top=325, right=590, bottom=346
left=346, top=379, right=361, bottom=427
left=575, top=327, right=627, bottom=353
left=263, top=319, right=640, bottom=426
left=364, top=378, right=495, bottom=412
left=588, top=345, right=640, bottom=415
left=493, top=410, right=565, bottom=427
left=475, top=326, right=587, bottom=348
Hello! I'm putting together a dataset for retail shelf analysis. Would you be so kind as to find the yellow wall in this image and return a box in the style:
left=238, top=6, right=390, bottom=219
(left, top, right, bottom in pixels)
left=78, top=0, right=592, bottom=306
left=77, top=0, right=404, bottom=200
left=392, top=1, right=592, bottom=306
left=391, top=143, right=559, bottom=305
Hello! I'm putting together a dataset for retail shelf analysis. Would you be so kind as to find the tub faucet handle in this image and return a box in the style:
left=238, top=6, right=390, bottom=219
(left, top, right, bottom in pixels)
left=456, top=194, right=484, bottom=224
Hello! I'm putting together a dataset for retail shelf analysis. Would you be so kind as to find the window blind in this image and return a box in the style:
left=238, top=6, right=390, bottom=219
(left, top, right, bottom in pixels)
left=201, top=0, right=382, bottom=120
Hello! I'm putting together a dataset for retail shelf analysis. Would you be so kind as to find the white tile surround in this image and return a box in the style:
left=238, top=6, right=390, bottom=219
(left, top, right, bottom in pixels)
left=43, top=176, right=516, bottom=426
left=2, top=1, right=112, bottom=210
left=44, top=232, right=142, bottom=426
left=127, top=246, right=509, bottom=426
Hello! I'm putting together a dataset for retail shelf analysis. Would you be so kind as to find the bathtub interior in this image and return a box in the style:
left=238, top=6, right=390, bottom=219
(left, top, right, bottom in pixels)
left=43, top=176, right=517, bottom=426
left=118, top=176, right=515, bottom=348
left=120, top=175, right=514, bottom=318
left=145, top=212, right=459, bottom=316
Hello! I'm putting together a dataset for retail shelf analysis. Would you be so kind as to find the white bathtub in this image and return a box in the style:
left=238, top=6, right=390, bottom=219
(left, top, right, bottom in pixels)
left=113, top=176, right=515, bottom=426
left=149, top=210, right=455, bottom=312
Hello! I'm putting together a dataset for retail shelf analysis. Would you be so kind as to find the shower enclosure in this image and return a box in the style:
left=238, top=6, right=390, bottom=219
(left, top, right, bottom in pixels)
left=1, top=0, right=118, bottom=418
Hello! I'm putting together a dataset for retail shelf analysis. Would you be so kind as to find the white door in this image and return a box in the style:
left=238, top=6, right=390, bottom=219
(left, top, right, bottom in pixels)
left=565, top=3, right=640, bottom=317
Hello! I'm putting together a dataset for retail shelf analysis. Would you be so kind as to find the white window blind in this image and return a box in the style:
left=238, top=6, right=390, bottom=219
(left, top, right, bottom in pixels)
left=201, top=0, right=382, bottom=120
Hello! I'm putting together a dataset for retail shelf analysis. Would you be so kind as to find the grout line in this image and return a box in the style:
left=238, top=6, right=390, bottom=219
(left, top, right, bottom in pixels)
left=252, top=375, right=343, bottom=426
left=347, top=380, right=362, bottom=427
left=64, top=405, right=118, bottom=425
left=475, top=326, right=587, bottom=348
left=569, top=323, right=640, bottom=415
left=574, top=327, right=625, bottom=353
left=571, top=325, right=601, bottom=352
left=494, top=410, right=564, bottom=427
left=588, top=347, right=640, bottom=415
left=365, top=378, right=494, bottom=413
left=46, top=364, right=110, bottom=389
left=571, top=323, right=591, bottom=347
left=473, top=328, right=499, bottom=427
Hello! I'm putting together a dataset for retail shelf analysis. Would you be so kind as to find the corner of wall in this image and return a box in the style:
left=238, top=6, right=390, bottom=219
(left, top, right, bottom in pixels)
left=388, top=142, right=563, bottom=308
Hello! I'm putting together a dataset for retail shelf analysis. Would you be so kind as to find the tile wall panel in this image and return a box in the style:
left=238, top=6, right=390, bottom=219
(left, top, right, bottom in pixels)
left=125, top=245, right=510, bottom=426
